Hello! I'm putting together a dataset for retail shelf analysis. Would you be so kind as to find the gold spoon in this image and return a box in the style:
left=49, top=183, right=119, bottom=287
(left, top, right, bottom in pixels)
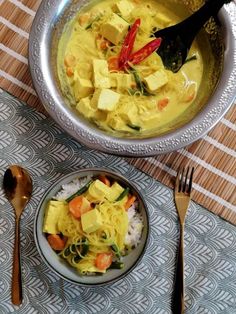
left=3, top=165, right=33, bottom=305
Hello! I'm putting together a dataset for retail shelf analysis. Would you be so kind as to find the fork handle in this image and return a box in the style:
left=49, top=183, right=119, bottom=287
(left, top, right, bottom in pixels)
left=173, top=223, right=185, bottom=314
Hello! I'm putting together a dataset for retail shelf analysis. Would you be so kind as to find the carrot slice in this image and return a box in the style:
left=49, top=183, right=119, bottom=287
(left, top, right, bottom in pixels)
left=98, top=175, right=111, bottom=186
left=69, top=196, right=91, bottom=219
left=47, top=234, right=67, bottom=251
left=66, top=67, right=74, bottom=77
left=108, top=56, right=120, bottom=71
left=157, top=98, right=169, bottom=111
left=95, top=253, right=113, bottom=270
left=125, top=195, right=136, bottom=210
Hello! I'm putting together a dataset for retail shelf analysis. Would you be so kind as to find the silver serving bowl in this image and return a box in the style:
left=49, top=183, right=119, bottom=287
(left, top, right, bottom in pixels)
left=29, top=0, right=236, bottom=157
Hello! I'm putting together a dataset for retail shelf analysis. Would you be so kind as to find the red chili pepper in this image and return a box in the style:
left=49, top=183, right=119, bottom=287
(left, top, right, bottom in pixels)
left=119, top=18, right=141, bottom=69
left=127, top=38, right=162, bottom=66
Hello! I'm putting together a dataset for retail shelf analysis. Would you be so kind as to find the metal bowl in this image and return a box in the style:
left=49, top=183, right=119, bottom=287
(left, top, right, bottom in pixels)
left=34, top=168, right=149, bottom=285
left=29, top=0, right=236, bottom=157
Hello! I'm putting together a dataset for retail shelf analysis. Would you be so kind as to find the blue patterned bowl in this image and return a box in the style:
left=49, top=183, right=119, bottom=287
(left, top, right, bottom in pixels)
left=34, top=168, right=149, bottom=285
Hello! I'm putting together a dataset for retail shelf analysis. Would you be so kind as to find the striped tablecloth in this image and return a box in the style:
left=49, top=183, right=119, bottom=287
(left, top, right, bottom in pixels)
left=0, top=0, right=236, bottom=223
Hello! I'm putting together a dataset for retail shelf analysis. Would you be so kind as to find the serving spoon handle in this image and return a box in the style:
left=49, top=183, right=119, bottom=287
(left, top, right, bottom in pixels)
left=155, top=0, right=232, bottom=72
left=12, top=216, right=22, bottom=305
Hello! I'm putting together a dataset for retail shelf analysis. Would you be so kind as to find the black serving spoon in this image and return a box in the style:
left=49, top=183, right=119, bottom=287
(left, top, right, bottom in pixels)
left=154, top=0, right=232, bottom=73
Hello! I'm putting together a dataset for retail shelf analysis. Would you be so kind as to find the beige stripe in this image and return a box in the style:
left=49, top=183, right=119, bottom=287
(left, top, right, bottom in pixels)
left=8, top=0, right=36, bottom=16
left=147, top=157, right=236, bottom=211
left=0, top=43, right=28, bottom=64
left=178, top=148, right=236, bottom=185
left=0, top=69, right=36, bottom=95
left=0, top=17, right=29, bottom=39
left=222, top=117, right=236, bottom=131
left=204, top=135, right=236, bottom=158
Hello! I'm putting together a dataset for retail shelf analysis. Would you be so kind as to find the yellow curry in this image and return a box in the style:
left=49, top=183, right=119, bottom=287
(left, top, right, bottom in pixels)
left=57, top=0, right=203, bottom=135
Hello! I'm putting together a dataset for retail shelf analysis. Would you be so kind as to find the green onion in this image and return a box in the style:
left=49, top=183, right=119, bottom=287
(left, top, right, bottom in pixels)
left=109, top=261, right=124, bottom=269
left=85, top=16, right=101, bottom=30
left=116, top=187, right=130, bottom=201
left=127, top=124, right=141, bottom=131
left=130, top=68, right=154, bottom=96
left=66, top=180, right=93, bottom=202
left=111, top=244, right=121, bottom=258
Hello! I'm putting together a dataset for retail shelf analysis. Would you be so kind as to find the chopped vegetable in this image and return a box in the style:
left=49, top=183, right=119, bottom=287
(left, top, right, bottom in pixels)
left=157, top=98, right=169, bottom=111
left=95, top=252, right=113, bottom=270
left=130, top=68, right=154, bottom=96
left=128, top=38, right=162, bottom=66
left=127, top=124, right=141, bottom=131
left=69, top=195, right=91, bottom=219
left=125, top=194, right=136, bottom=210
left=66, top=180, right=92, bottom=202
left=116, top=187, right=130, bottom=201
left=85, top=15, right=101, bottom=30
left=108, top=56, right=120, bottom=71
left=119, top=18, right=141, bottom=69
left=98, top=175, right=111, bottom=186
left=66, top=67, right=74, bottom=77
left=47, top=234, right=67, bottom=251
left=111, top=243, right=121, bottom=258
left=109, top=261, right=124, bottom=269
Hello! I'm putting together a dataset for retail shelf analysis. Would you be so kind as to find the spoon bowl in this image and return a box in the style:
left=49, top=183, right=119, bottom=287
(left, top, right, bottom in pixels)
left=155, top=0, right=232, bottom=72
left=3, top=165, right=32, bottom=305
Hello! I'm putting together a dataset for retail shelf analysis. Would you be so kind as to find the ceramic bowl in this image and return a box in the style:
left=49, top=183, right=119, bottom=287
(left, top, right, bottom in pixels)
left=34, top=168, right=149, bottom=285
left=29, top=0, right=236, bottom=156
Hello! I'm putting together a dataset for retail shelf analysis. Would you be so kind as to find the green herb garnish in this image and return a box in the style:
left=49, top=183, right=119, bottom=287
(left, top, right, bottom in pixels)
left=66, top=180, right=92, bottom=202
left=116, top=187, right=130, bottom=201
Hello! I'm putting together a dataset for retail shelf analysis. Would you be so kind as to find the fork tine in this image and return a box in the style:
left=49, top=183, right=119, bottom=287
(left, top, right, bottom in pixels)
left=175, top=168, right=180, bottom=193
left=180, top=167, right=185, bottom=192
left=175, top=167, right=183, bottom=193
left=183, top=166, right=189, bottom=193
left=187, top=167, right=194, bottom=194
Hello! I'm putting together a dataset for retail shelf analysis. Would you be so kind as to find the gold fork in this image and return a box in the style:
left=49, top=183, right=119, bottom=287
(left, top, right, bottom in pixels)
left=173, top=166, right=194, bottom=314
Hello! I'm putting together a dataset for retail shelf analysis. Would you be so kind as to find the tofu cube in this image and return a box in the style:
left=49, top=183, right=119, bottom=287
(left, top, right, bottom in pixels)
left=144, top=69, right=168, bottom=92
left=110, top=73, right=135, bottom=90
left=87, top=179, right=111, bottom=202
left=76, top=97, right=96, bottom=119
left=43, top=201, right=67, bottom=234
left=107, top=182, right=124, bottom=202
left=120, top=103, right=139, bottom=125
left=74, top=73, right=94, bottom=100
left=113, top=0, right=134, bottom=17
left=141, top=113, right=160, bottom=128
left=91, top=88, right=120, bottom=111
left=100, top=13, right=129, bottom=45
left=93, top=59, right=111, bottom=89
left=81, top=208, right=102, bottom=233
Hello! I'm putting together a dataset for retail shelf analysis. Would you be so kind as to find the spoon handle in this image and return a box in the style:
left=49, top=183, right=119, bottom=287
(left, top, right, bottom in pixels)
left=12, top=217, right=22, bottom=305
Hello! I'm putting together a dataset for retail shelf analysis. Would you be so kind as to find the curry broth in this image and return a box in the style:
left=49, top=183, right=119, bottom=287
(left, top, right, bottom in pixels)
left=57, top=0, right=212, bottom=138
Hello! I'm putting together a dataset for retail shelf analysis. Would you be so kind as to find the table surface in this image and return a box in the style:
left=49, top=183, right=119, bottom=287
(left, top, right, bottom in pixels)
left=0, top=0, right=235, bottom=223
left=0, top=89, right=236, bottom=314
left=0, top=0, right=236, bottom=312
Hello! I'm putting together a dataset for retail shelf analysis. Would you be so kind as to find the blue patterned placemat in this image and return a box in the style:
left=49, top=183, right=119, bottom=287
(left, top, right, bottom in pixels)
left=0, top=89, right=236, bottom=314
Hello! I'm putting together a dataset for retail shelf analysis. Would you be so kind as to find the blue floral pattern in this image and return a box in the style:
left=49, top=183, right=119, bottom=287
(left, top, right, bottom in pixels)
left=0, top=89, right=236, bottom=313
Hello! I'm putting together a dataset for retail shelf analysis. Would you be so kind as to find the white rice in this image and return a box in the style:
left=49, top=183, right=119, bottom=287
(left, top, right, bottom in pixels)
left=54, top=175, right=92, bottom=201
left=54, top=177, right=143, bottom=247
left=124, top=202, right=143, bottom=248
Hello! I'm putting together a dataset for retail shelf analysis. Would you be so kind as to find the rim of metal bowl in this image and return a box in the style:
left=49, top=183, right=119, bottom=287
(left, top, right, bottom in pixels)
left=34, top=167, right=150, bottom=286
left=28, top=0, right=236, bottom=157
